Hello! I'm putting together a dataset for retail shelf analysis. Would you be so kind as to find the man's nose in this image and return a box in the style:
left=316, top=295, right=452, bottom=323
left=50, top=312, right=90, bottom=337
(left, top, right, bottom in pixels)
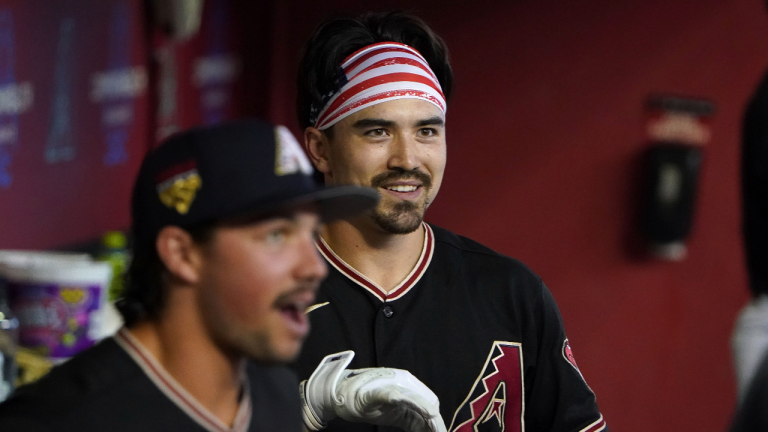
left=388, top=134, right=420, bottom=171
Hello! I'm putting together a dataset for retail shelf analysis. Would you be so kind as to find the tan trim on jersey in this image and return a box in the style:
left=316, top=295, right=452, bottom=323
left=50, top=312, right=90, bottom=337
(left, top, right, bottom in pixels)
left=579, top=414, right=607, bottom=432
left=315, top=222, right=434, bottom=302
left=113, top=328, right=252, bottom=432
left=305, top=302, right=330, bottom=314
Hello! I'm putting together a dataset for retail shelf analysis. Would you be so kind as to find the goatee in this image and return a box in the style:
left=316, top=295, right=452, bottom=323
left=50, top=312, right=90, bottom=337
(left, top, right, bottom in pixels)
left=369, top=170, right=432, bottom=234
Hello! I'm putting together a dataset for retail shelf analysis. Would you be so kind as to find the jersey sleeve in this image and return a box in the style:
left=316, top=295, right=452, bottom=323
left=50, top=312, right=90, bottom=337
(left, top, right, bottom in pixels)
left=0, top=397, right=55, bottom=432
left=0, top=417, right=53, bottom=432
left=731, top=348, right=768, bottom=432
left=525, top=280, right=608, bottom=432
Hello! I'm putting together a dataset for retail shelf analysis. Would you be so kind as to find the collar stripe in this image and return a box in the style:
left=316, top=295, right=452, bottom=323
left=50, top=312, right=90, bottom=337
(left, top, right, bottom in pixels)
left=387, top=224, right=434, bottom=301
left=316, top=223, right=434, bottom=302
left=317, top=238, right=386, bottom=301
left=114, top=329, right=252, bottom=432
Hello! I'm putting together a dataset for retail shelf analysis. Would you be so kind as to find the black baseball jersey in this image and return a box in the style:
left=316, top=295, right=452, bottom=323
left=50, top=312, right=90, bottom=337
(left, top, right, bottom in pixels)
left=731, top=350, right=768, bottom=432
left=292, top=223, right=606, bottom=432
left=0, top=329, right=302, bottom=432
left=742, top=67, right=768, bottom=297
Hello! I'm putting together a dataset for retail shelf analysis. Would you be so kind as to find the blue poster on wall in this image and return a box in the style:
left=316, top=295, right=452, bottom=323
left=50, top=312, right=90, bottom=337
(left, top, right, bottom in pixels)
left=195, top=0, right=240, bottom=125
left=45, top=17, right=76, bottom=164
left=0, top=10, right=33, bottom=189
left=92, top=0, right=146, bottom=167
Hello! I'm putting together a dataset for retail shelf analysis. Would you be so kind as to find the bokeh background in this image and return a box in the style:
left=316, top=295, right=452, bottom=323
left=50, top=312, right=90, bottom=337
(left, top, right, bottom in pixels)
left=2, top=0, right=767, bottom=430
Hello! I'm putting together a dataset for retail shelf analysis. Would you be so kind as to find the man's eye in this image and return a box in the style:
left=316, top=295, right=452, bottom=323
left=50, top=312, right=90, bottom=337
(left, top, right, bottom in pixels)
left=266, top=229, right=286, bottom=244
left=419, top=128, right=437, bottom=137
left=366, top=128, right=386, bottom=137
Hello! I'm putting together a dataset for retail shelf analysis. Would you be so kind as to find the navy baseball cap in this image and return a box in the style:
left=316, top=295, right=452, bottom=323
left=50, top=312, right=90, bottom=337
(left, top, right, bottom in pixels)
left=131, top=119, right=378, bottom=245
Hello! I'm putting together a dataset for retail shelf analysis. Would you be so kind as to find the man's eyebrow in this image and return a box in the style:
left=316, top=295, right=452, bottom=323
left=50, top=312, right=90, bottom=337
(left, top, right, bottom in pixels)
left=414, top=116, right=445, bottom=127
left=352, top=118, right=396, bottom=129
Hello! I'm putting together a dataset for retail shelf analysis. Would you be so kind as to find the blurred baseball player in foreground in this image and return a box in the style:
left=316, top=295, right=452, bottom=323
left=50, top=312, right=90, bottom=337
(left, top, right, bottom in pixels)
left=291, top=11, right=608, bottom=432
left=0, top=120, right=378, bottom=431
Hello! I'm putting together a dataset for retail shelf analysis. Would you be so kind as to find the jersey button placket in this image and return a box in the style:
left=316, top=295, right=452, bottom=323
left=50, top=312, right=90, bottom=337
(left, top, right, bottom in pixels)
left=374, top=302, right=396, bottom=364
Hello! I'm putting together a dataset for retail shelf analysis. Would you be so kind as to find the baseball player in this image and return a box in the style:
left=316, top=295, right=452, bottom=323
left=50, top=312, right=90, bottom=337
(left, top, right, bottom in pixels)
left=0, top=120, right=379, bottom=431
left=292, top=12, right=608, bottom=432
left=731, top=60, right=768, bottom=403
left=728, top=31, right=768, bottom=430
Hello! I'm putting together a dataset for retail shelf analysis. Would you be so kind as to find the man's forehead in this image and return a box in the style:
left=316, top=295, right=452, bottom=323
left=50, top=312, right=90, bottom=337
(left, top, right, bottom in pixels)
left=343, top=99, right=445, bottom=128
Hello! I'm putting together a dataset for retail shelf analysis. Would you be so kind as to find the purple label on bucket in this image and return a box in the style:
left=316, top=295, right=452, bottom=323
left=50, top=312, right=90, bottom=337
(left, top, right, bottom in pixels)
left=8, top=282, right=101, bottom=358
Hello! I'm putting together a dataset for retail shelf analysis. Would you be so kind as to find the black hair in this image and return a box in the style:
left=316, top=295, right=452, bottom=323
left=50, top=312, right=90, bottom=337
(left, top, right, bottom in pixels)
left=116, top=223, right=217, bottom=327
left=296, top=11, right=453, bottom=131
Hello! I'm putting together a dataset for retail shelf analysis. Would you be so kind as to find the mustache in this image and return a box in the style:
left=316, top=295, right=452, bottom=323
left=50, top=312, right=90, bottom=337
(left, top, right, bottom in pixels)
left=370, top=170, right=432, bottom=190
left=272, top=283, right=319, bottom=308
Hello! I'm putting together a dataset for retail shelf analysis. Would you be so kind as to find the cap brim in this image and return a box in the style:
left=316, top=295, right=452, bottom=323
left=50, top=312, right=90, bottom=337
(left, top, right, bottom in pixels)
left=184, top=185, right=379, bottom=230
left=287, top=185, right=380, bottom=223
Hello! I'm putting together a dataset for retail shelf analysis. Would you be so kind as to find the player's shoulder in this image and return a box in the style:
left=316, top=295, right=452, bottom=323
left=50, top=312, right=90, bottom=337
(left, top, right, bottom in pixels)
left=0, top=338, right=136, bottom=425
left=246, top=361, right=299, bottom=396
left=245, top=362, right=302, bottom=432
left=429, top=223, right=542, bottom=283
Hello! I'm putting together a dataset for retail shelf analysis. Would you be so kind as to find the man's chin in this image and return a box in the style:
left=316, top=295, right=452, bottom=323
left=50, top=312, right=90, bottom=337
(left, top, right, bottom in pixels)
left=247, top=342, right=302, bottom=365
left=371, top=210, right=424, bottom=234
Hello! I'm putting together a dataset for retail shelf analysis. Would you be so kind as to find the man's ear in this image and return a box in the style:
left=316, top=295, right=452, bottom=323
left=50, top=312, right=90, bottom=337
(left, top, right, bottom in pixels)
left=304, top=127, right=331, bottom=176
left=156, top=226, right=203, bottom=285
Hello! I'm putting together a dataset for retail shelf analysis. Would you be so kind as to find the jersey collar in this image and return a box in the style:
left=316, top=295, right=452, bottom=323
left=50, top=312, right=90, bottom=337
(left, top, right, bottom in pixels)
left=316, top=222, right=435, bottom=302
left=114, top=328, right=252, bottom=432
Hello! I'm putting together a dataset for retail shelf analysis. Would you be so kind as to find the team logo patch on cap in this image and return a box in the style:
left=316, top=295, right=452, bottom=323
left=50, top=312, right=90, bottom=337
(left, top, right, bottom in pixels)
left=274, top=125, right=313, bottom=176
left=156, top=161, right=202, bottom=215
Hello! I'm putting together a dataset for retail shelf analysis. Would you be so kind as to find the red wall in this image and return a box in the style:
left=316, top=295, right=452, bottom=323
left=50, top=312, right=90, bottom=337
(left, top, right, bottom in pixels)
left=262, top=0, right=768, bottom=431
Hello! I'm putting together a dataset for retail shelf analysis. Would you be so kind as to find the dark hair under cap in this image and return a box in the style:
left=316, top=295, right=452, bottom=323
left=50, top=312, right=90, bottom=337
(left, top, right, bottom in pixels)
left=296, top=11, right=453, bottom=131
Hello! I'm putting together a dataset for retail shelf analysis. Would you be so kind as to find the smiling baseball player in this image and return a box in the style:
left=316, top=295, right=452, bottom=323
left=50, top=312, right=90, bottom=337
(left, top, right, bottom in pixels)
left=291, top=11, right=608, bottom=432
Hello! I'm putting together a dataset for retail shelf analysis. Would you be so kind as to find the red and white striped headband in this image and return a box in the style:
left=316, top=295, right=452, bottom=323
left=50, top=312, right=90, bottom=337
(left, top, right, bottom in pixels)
left=312, top=42, right=446, bottom=130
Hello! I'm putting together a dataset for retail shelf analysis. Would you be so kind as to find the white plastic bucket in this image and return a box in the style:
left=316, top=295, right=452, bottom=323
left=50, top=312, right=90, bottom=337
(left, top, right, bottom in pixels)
left=1, top=258, right=112, bottom=359
left=0, top=250, right=91, bottom=267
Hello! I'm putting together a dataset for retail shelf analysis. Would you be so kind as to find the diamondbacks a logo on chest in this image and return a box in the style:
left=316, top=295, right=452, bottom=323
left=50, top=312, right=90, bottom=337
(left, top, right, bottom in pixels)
left=449, top=342, right=524, bottom=432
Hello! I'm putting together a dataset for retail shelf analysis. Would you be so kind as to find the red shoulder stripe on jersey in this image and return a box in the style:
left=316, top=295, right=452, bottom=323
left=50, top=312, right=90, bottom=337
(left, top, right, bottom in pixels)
left=580, top=415, right=607, bottom=432
left=315, top=222, right=435, bottom=302
left=114, top=329, right=252, bottom=432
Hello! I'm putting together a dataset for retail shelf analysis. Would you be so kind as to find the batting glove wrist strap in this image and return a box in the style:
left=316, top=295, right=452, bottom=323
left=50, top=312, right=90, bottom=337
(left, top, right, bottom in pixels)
left=302, top=351, right=356, bottom=429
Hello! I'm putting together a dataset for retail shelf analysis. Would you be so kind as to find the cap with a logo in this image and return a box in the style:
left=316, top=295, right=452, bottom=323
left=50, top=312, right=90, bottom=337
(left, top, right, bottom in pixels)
left=131, top=119, right=378, bottom=245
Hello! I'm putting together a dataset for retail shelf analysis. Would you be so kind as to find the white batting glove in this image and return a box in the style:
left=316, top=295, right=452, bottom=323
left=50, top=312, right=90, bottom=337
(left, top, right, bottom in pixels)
left=300, top=351, right=446, bottom=432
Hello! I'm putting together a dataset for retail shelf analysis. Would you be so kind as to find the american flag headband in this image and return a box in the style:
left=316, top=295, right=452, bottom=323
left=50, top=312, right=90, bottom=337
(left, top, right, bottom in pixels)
left=310, top=42, right=447, bottom=130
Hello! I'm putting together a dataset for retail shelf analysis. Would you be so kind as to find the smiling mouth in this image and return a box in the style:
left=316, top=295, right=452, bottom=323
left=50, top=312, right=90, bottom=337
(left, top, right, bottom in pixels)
left=384, top=185, right=419, bottom=193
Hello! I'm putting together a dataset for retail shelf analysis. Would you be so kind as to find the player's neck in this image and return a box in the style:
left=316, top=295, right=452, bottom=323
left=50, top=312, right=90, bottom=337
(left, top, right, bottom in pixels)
left=321, top=217, right=425, bottom=292
left=127, top=291, right=243, bottom=427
